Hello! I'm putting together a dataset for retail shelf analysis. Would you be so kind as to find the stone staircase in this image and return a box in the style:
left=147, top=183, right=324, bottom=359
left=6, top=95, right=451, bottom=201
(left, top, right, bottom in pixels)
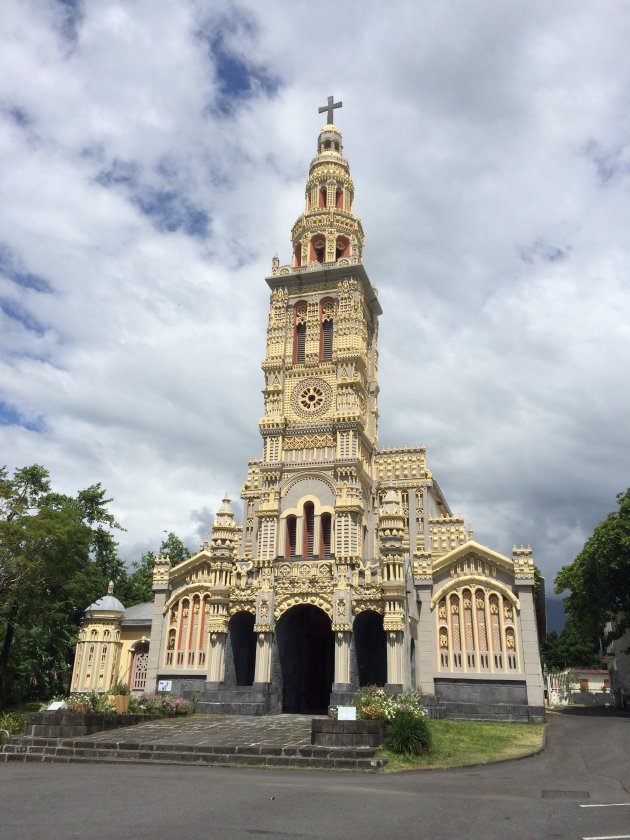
left=189, top=685, right=275, bottom=716
left=0, top=735, right=386, bottom=771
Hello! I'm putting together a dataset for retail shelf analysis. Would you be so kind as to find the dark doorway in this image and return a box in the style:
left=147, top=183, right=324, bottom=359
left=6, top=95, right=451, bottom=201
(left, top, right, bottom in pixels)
left=227, top=612, right=256, bottom=686
left=276, top=605, right=334, bottom=713
left=354, top=610, right=387, bottom=686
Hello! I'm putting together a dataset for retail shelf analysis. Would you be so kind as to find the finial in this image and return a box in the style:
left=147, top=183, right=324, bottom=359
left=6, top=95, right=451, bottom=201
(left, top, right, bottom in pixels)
left=107, top=580, right=114, bottom=595
left=318, top=95, right=342, bottom=125
left=468, top=526, right=474, bottom=541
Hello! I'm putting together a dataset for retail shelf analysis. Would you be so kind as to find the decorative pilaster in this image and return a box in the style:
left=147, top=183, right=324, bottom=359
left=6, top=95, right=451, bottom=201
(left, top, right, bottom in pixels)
left=145, top=555, right=172, bottom=691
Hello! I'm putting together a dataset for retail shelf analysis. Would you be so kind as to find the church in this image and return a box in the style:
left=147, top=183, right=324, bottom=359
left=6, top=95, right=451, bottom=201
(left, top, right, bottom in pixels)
left=71, top=99, right=544, bottom=721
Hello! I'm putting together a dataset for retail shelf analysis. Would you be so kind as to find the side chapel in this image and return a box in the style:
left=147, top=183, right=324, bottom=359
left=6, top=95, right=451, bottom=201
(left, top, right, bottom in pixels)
left=72, top=99, right=544, bottom=720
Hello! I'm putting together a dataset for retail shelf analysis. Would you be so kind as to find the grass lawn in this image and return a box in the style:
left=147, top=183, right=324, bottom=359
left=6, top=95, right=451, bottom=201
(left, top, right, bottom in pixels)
left=379, top=719, right=545, bottom=771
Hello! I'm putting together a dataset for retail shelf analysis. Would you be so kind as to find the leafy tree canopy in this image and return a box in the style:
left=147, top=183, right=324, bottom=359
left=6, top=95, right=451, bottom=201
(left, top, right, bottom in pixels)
left=0, top=465, right=123, bottom=708
left=121, top=531, right=193, bottom=606
left=555, top=488, right=630, bottom=647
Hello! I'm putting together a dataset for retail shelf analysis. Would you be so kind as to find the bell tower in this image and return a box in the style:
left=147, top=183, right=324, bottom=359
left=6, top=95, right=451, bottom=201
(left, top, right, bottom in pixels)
left=243, top=97, right=382, bottom=572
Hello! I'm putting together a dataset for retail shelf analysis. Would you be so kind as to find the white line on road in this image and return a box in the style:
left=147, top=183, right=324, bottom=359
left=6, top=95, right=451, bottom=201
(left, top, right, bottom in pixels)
left=582, top=835, right=630, bottom=840
left=580, top=804, right=630, bottom=808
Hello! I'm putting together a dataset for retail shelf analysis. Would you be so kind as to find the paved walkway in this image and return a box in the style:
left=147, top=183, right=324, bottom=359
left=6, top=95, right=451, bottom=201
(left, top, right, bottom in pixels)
left=83, top=714, right=319, bottom=749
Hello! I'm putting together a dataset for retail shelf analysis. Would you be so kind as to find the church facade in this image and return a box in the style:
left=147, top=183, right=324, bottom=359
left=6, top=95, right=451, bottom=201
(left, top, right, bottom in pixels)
left=72, top=103, right=544, bottom=720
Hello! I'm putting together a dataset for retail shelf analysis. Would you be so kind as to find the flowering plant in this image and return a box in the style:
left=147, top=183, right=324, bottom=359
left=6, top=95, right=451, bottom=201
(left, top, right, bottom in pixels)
left=65, top=692, right=115, bottom=714
left=354, top=686, right=427, bottom=721
left=128, top=693, right=196, bottom=717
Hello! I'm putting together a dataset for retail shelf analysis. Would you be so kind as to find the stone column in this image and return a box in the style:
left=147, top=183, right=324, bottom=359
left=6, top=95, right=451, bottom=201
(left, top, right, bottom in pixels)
left=516, top=582, right=545, bottom=709
left=386, top=631, right=404, bottom=692
left=145, top=556, right=171, bottom=692
left=207, top=632, right=227, bottom=686
left=333, top=631, right=352, bottom=688
left=415, top=582, right=435, bottom=697
left=254, top=631, right=274, bottom=683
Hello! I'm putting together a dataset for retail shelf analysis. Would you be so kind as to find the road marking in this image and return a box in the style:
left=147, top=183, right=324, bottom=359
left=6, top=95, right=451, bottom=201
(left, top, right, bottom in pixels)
left=580, top=804, right=630, bottom=808
left=582, top=835, right=630, bottom=840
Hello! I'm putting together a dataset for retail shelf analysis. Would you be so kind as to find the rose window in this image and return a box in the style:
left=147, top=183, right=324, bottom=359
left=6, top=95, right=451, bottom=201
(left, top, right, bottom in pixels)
left=299, top=385, right=325, bottom=411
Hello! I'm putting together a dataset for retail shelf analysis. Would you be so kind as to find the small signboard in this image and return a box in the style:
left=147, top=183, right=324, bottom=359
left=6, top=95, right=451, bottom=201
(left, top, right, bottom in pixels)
left=157, top=680, right=172, bottom=693
left=337, top=705, right=357, bottom=721
left=46, top=701, right=67, bottom=711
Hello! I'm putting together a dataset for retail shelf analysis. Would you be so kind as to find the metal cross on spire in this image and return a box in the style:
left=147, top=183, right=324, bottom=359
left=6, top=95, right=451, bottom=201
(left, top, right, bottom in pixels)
left=318, top=95, right=342, bottom=124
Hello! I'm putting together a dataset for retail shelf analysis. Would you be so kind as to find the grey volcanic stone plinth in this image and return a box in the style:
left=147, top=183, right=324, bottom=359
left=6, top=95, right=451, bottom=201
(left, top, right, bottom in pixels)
left=311, top=718, right=385, bottom=747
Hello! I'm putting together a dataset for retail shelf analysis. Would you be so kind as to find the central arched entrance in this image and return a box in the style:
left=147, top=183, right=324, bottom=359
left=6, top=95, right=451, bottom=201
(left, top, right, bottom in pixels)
left=275, top=605, right=334, bottom=714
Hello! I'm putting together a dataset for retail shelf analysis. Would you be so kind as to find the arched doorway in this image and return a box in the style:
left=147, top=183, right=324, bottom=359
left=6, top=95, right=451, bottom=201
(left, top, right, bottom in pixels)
left=353, top=610, right=387, bottom=687
left=226, top=612, right=256, bottom=687
left=275, top=605, right=334, bottom=713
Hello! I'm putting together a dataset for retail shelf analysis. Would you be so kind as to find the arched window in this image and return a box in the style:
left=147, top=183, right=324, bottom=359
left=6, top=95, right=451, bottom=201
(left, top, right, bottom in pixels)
left=336, top=236, right=349, bottom=259
left=437, top=587, right=519, bottom=674
left=320, top=298, right=334, bottom=360
left=310, top=236, right=325, bottom=263
left=293, top=302, right=307, bottom=363
left=286, top=516, right=297, bottom=558
left=294, top=243, right=302, bottom=267
left=335, top=188, right=343, bottom=209
left=318, top=188, right=326, bottom=208
left=321, top=513, right=332, bottom=556
left=303, top=502, right=315, bottom=557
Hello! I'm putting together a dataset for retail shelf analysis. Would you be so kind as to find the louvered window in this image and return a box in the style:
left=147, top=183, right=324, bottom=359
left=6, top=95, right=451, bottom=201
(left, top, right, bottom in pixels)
left=304, top=502, right=315, bottom=557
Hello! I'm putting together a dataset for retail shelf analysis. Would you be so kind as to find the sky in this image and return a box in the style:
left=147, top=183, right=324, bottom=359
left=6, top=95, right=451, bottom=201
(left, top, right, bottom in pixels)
left=1, top=0, right=629, bottom=592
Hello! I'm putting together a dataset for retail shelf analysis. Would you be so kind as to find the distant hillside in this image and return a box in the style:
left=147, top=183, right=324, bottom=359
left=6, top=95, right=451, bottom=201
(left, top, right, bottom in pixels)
left=546, top=596, right=566, bottom=634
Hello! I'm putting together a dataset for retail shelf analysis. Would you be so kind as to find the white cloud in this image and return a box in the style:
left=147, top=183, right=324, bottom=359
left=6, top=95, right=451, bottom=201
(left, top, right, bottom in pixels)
left=1, top=0, right=629, bottom=586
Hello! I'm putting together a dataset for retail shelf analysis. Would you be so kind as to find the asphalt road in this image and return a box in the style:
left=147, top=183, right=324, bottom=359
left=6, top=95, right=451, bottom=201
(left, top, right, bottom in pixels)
left=1, top=708, right=628, bottom=840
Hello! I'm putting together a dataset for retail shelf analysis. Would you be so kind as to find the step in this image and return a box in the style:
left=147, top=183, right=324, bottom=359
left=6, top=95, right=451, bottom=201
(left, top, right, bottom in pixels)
left=0, top=737, right=385, bottom=771
left=195, top=701, right=268, bottom=715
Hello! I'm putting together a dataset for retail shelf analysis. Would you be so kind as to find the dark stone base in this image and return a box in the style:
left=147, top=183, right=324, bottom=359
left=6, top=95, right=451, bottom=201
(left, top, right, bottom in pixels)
left=25, top=712, right=150, bottom=738
left=435, top=678, right=528, bottom=705
left=191, top=683, right=279, bottom=715
left=329, top=683, right=357, bottom=708
left=311, top=719, right=386, bottom=748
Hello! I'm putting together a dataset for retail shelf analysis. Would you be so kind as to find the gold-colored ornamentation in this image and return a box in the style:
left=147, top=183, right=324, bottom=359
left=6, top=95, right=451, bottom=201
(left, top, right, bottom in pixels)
left=291, top=378, right=332, bottom=416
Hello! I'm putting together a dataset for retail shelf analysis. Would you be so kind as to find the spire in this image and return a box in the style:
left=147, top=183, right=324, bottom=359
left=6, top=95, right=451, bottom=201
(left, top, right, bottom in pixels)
left=289, top=100, right=364, bottom=269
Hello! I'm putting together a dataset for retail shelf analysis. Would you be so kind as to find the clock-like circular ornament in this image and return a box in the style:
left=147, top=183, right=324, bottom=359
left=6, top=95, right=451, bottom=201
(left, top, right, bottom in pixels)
left=291, top=378, right=332, bottom=416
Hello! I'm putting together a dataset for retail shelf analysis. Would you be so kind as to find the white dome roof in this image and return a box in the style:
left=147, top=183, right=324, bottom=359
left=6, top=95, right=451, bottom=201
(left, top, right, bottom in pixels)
left=85, top=594, right=125, bottom=614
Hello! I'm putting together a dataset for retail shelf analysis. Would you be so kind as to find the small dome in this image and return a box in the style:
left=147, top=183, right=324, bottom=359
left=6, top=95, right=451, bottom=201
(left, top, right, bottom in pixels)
left=85, top=594, right=125, bottom=614
left=85, top=581, right=124, bottom=614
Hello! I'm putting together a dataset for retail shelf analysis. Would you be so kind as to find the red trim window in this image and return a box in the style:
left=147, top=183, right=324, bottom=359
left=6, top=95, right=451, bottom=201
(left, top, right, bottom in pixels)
left=293, top=301, right=307, bottom=363
left=320, top=297, right=335, bottom=360
left=320, top=513, right=332, bottom=556
left=286, top=516, right=297, bottom=558
left=336, top=236, right=349, bottom=259
left=303, top=502, right=315, bottom=558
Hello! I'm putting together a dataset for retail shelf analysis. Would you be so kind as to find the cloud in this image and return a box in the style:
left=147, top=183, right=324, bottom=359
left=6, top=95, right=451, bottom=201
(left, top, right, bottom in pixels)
left=0, top=0, right=629, bottom=588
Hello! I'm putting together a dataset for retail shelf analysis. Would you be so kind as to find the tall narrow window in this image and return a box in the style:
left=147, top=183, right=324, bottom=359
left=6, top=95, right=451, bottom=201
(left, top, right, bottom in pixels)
left=303, top=502, right=315, bottom=557
left=321, top=513, right=332, bottom=556
left=293, top=302, right=307, bottom=363
left=286, top=516, right=297, bottom=558
left=320, top=298, right=335, bottom=360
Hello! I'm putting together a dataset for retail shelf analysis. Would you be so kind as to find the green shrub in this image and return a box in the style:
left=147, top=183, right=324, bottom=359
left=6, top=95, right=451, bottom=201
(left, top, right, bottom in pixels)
left=385, top=709, right=434, bottom=756
left=0, top=711, right=28, bottom=737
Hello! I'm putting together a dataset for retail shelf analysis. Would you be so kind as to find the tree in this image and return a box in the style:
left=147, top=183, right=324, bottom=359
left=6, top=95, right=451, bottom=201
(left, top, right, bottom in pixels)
left=540, top=620, right=602, bottom=671
left=122, top=531, right=193, bottom=605
left=0, top=465, right=124, bottom=708
left=555, top=488, right=630, bottom=648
